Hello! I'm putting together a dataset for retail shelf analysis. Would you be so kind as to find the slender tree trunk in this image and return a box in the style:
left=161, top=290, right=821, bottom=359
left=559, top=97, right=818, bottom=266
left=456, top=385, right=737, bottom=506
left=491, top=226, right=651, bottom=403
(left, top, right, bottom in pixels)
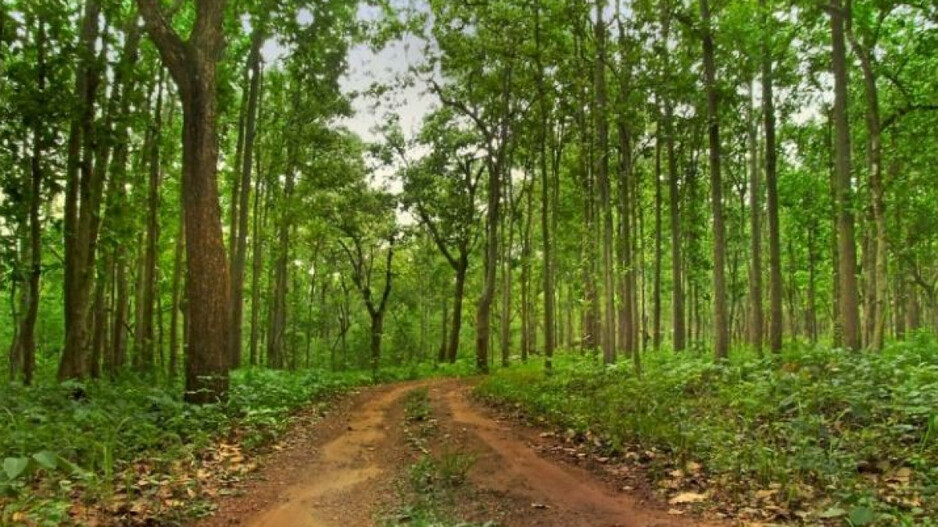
left=438, top=297, right=449, bottom=363
left=521, top=179, right=533, bottom=363
left=230, top=32, right=263, bottom=370
left=169, top=216, right=184, bottom=380
left=761, top=0, right=783, bottom=354
left=60, top=0, right=103, bottom=381
left=829, top=0, right=861, bottom=351
left=15, top=19, right=46, bottom=385
left=476, top=157, right=500, bottom=374
left=747, top=79, right=764, bottom=355
left=594, top=0, right=616, bottom=364
left=448, top=256, right=467, bottom=363
left=250, top=174, right=265, bottom=366
left=700, top=0, right=729, bottom=360
left=848, top=28, right=886, bottom=351
left=500, top=174, right=515, bottom=367
left=653, top=116, right=663, bottom=351
left=137, top=76, right=165, bottom=374
left=535, top=1, right=554, bottom=372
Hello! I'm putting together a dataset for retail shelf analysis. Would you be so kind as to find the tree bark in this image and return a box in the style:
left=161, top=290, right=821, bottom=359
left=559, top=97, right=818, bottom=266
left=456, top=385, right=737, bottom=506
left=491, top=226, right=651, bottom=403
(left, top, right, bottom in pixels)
left=747, top=78, right=764, bottom=355
left=761, top=0, right=783, bottom=354
left=829, top=0, right=861, bottom=350
left=700, top=0, right=729, bottom=360
left=59, top=0, right=103, bottom=381
left=230, top=31, right=264, bottom=369
left=14, top=18, right=46, bottom=385
left=847, top=17, right=886, bottom=351
left=594, top=0, right=616, bottom=365
left=138, top=0, right=232, bottom=402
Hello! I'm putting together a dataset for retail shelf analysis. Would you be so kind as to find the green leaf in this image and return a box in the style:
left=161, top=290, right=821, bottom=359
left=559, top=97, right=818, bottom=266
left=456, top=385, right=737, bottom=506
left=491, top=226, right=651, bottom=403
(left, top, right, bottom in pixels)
left=819, top=507, right=846, bottom=518
left=3, top=458, right=29, bottom=480
left=848, top=506, right=875, bottom=526
left=32, top=451, right=58, bottom=470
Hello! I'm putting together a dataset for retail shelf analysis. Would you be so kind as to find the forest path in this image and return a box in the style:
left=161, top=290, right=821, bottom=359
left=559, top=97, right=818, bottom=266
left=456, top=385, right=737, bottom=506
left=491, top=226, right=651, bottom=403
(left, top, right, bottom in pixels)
left=196, top=378, right=716, bottom=527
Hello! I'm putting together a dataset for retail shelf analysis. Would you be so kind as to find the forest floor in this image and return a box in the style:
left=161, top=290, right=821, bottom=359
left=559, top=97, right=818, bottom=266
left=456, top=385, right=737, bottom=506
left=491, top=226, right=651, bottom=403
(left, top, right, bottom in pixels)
left=196, top=378, right=717, bottom=527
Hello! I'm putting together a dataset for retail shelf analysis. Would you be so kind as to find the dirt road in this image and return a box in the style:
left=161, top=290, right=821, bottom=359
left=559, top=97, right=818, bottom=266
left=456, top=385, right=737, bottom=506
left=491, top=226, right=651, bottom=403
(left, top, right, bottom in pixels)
left=197, top=379, right=718, bottom=527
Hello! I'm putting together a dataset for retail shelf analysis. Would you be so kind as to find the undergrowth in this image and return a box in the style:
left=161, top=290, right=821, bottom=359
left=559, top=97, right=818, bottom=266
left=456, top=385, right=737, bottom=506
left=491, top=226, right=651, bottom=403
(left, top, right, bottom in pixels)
left=476, top=334, right=938, bottom=526
left=0, top=359, right=476, bottom=526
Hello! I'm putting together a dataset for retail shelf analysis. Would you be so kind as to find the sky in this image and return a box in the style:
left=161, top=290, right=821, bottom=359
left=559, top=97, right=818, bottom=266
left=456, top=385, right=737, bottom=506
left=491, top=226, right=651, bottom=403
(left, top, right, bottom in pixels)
left=259, top=3, right=436, bottom=145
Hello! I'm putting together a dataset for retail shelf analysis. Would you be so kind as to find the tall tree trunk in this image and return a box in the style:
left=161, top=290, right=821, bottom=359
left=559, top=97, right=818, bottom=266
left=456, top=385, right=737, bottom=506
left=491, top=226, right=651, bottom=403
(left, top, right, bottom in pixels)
left=15, top=18, right=46, bottom=385
left=137, top=76, right=165, bottom=374
left=448, top=255, right=467, bottom=363
left=535, top=1, right=554, bottom=372
left=762, top=0, right=783, bottom=354
left=653, top=114, right=663, bottom=351
left=499, top=173, right=515, bottom=367
left=829, top=0, right=861, bottom=350
left=521, top=178, right=533, bottom=363
left=700, top=0, right=729, bottom=360
left=594, top=0, right=616, bottom=364
left=169, top=216, right=184, bottom=380
left=665, top=101, right=685, bottom=352
left=438, top=297, right=449, bottom=363
left=230, top=33, right=263, bottom=370
left=476, top=157, right=500, bottom=373
left=250, top=172, right=265, bottom=366
left=747, top=78, right=764, bottom=355
left=138, top=0, right=232, bottom=402
left=59, top=0, right=103, bottom=381
left=848, top=22, right=886, bottom=351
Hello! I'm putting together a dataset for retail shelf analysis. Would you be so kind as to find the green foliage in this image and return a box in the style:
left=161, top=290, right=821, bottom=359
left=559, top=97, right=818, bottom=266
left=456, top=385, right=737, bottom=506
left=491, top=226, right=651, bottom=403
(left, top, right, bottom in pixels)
left=404, top=387, right=432, bottom=422
left=0, top=368, right=359, bottom=523
left=477, top=339, right=938, bottom=524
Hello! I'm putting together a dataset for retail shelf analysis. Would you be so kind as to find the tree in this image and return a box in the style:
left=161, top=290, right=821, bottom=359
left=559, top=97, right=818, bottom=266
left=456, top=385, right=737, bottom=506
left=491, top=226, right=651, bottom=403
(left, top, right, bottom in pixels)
left=828, top=0, right=861, bottom=351
left=699, top=0, right=729, bottom=359
left=137, top=0, right=232, bottom=402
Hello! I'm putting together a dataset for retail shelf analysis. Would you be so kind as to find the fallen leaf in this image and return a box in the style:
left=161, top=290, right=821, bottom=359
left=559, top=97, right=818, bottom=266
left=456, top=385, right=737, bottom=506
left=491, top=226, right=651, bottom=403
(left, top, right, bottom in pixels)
left=669, top=492, right=707, bottom=505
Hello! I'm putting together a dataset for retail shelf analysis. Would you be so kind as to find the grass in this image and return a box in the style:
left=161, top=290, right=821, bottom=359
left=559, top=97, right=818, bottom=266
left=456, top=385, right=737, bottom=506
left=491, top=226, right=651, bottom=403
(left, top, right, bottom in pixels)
left=384, top=387, right=485, bottom=527
left=476, top=333, right=938, bottom=526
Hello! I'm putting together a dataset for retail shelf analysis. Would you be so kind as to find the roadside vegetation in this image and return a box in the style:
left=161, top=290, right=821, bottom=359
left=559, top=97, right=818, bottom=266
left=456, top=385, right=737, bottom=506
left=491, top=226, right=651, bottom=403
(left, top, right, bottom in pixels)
left=0, top=363, right=474, bottom=525
left=477, top=337, right=938, bottom=526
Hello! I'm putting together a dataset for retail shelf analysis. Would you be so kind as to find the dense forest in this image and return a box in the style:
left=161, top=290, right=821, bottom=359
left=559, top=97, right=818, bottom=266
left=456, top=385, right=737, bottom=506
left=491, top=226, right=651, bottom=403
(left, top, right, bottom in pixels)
left=1, top=0, right=938, bottom=525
